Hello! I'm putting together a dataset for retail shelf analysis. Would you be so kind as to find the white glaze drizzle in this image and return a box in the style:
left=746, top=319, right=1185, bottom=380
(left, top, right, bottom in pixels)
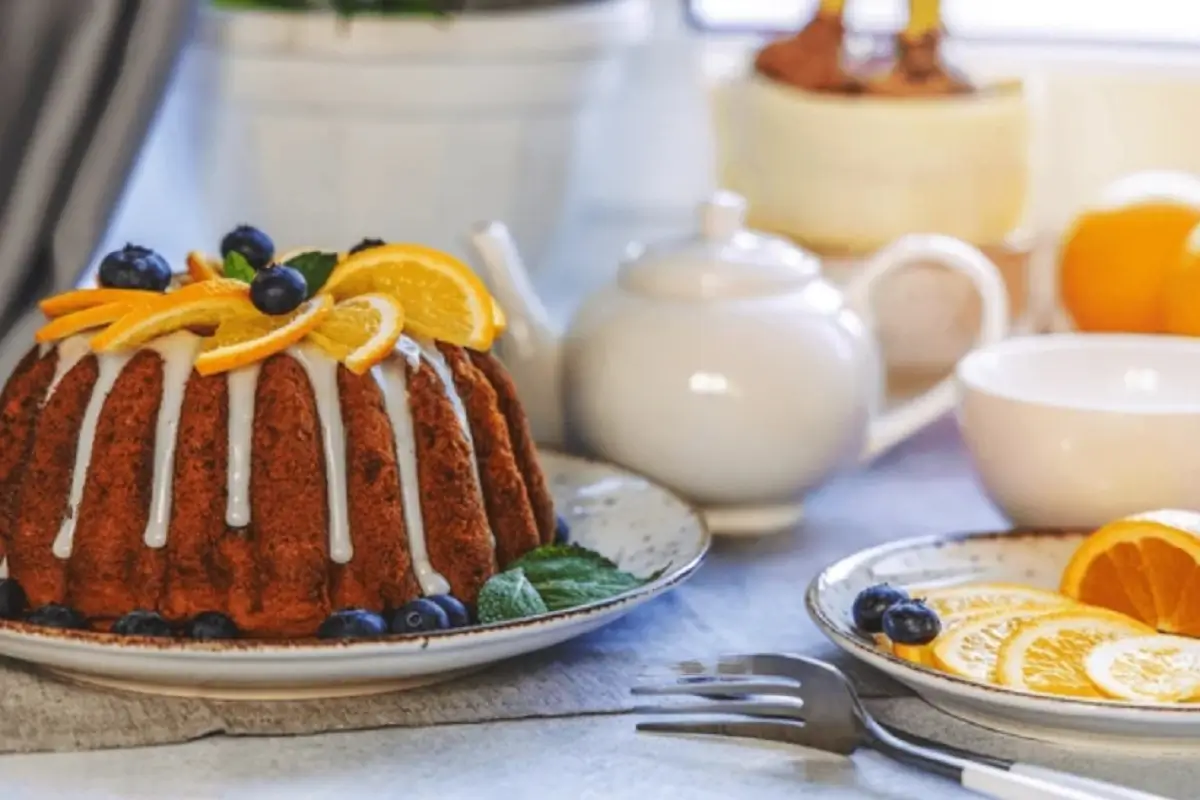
left=373, top=357, right=450, bottom=596
left=44, top=335, right=93, bottom=401
left=52, top=350, right=133, bottom=558
left=417, top=341, right=481, bottom=484
left=142, top=332, right=203, bottom=549
left=288, top=345, right=353, bottom=564
left=225, top=363, right=260, bottom=528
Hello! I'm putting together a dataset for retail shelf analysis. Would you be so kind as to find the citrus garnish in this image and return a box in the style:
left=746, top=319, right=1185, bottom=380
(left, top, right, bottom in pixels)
left=1084, top=635, right=1200, bottom=703
left=491, top=296, right=507, bottom=335
left=322, top=244, right=496, bottom=350
left=195, top=294, right=333, bottom=376
left=34, top=302, right=139, bottom=344
left=39, top=288, right=159, bottom=319
left=1060, top=510, right=1200, bottom=636
left=932, top=607, right=1064, bottom=684
left=912, top=583, right=1075, bottom=620
left=186, top=251, right=222, bottom=283
left=90, top=280, right=252, bottom=352
left=307, top=294, right=405, bottom=375
left=995, top=608, right=1154, bottom=698
left=1059, top=172, right=1200, bottom=333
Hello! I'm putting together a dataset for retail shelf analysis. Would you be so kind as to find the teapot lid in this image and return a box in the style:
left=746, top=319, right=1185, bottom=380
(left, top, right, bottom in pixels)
left=618, top=191, right=820, bottom=300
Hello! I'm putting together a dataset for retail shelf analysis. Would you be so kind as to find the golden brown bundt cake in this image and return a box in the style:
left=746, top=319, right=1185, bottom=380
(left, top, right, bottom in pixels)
left=0, top=333, right=552, bottom=639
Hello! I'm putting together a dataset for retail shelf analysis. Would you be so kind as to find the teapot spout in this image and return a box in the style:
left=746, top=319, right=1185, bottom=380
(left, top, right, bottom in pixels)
left=468, top=221, right=566, bottom=448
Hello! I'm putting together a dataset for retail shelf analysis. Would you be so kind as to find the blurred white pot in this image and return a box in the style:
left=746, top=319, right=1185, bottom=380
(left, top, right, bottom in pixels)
left=191, top=1, right=650, bottom=267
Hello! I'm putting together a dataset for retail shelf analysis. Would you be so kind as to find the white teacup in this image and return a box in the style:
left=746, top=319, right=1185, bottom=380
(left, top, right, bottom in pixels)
left=956, top=334, right=1200, bottom=528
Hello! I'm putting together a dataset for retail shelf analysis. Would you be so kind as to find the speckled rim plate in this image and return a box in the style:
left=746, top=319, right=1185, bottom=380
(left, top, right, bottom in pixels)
left=806, top=528, right=1200, bottom=750
left=0, top=451, right=709, bottom=700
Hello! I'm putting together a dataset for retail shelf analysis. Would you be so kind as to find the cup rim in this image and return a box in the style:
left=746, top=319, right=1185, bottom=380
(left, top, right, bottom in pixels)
left=956, top=333, right=1200, bottom=415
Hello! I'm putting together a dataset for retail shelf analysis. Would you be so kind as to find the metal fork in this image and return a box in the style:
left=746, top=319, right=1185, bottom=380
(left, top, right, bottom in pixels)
left=632, top=654, right=1165, bottom=800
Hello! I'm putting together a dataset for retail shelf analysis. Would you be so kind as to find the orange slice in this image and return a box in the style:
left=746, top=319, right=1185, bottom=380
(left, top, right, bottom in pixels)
left=1084, top=634, right=1200, bottom=702
left=90, top=280, right=252, bottom=352
left=307, top=294, right=405, bottom=375
left=39, top=288, right=160, bottom=318
left=186, top=251, right=223, bottom=282
left=321, top=244, right=495, bottom=350
left=195, top=294, right=333, bottom=376
left=932, top=606, right=1065, bottom=684
left=912, top=583, right=1076, bottom=620
left=35, top=302, right=139, bottom=344
left=995, top=608, right=1155, bottom=698
left=491, top=296, right=507, bottom=335
left=1060, top=510, right=1200, bottom=636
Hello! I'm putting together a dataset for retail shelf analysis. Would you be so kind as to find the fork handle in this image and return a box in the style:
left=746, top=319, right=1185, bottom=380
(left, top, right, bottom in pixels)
left=963, top=762, right=1158, bottom=800
left=1009, top=764, right=1167, bottom=800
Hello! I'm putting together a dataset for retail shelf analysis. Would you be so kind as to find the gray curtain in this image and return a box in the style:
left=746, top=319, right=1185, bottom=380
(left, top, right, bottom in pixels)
left=0, top=0, right=197, bottom=376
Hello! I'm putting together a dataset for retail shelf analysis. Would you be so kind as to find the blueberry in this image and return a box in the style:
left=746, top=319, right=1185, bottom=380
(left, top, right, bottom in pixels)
left=389, top=598, right=450, bottom=635
left=348, top=237, right=386, bottom=255
left=318, top=609, right=387, bottom=639
left=0, top=579, right=27, bottom=620
left=554, top=515, right=570, bottom=545
left=427, top=594, right=470, bottom=628
left=220, top=224, right=275, bottom=271
left=882, top=599, right=941, bottom=646
left=112, top=609, right=174, bottom=638
left=97, top=244, right=171, bottom=292
left=186, top=611, right=240, bottom=641
left=250, top=265, right=308, bottom=315
left=25, top=604, right=87, bottom=631
left=851, top=583, right=909, bottom=634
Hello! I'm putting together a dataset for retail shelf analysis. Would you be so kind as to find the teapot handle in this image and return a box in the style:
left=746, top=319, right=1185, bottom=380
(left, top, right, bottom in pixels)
left=845, top=234, right=1010, bottom=461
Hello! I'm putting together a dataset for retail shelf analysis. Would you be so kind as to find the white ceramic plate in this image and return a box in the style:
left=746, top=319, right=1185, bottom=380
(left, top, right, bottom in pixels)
left=806, top=528, right=1200, bottom=750
left=0, top=452, right=709, bottom=700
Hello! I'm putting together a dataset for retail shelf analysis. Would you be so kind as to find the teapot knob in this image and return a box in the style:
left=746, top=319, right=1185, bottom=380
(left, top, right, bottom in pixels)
left=700, top=191, right=748, bottom=241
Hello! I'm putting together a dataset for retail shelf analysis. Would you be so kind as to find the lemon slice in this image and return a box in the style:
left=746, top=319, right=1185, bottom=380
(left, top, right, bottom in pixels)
left=995, top=608, right=1155, bottom=698
left=195, top=294, right=333, bottom=376
left=1084, top=635, right=1200, bottom=702
left=307, top=293, right=405, bottom=375
left=914, top=583, right=1077, bottom=620
left=35, top=302, right=138, bottom=344
left=186, top=251, right=223, bottom=282
left=90, top=280, right=252, bottom=352
left=932, top=607, right=1063, bottom=684
left=322, top=244, right=495, bottom=350
left=491, top=296, right=507, bottom=335
left=39, top=288, right=160, bottom=318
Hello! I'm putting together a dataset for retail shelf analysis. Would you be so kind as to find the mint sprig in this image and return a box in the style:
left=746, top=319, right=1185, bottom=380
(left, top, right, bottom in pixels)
left=477, top=568, right=548, bottom=624
left=476, top=543, right=661, bottom=623
left=284, top=251, right=338, bottom=298
left=223, top=251, right=256, bottom=283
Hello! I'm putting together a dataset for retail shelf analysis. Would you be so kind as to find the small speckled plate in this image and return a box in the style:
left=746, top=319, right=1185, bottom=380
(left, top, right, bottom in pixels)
left=807, top=528, right=1200, bottom=750
left=0, top=452, right=709, bottom=700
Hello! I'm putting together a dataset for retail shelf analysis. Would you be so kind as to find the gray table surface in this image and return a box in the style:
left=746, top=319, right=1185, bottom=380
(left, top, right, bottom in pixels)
left=0, top=418, right=1015, bottom=800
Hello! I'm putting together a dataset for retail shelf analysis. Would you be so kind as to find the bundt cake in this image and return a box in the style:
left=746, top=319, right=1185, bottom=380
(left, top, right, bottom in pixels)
left=0, top=233, right=556, bottom=639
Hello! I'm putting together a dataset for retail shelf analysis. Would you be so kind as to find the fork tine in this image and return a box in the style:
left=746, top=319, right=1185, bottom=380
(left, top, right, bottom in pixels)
left=636, top=718, right=802, bottom=743
left=633, top=698, right=804, bottom=720
left=632, top=678, right=803, bottom=700
left=636, top=718, right=854, bottom=755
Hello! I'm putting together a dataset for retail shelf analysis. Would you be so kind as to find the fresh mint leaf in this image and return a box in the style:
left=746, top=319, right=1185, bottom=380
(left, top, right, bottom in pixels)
left=476, top=568, right=548, bottom=624
left=509, top=543, right=655, bottom=612
left=284, top=251, right=338, bottom=298
left=534, top=573, right=645, bottom=612
left=223, top=251, right=256, bottom=283
left=510, top=543, right=619, bottom=575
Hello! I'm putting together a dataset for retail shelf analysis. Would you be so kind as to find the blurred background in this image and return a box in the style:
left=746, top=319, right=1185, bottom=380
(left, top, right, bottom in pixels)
left=11, top=0, right=1200, bottom=383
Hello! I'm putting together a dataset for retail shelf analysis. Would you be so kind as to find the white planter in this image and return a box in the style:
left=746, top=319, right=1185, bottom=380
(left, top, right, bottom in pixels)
left=191, top=1, right=650, bottom=269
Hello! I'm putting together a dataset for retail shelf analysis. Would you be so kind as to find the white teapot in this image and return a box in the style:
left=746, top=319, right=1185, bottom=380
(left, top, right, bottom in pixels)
left=469, top=192, right=1008, bottom=535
